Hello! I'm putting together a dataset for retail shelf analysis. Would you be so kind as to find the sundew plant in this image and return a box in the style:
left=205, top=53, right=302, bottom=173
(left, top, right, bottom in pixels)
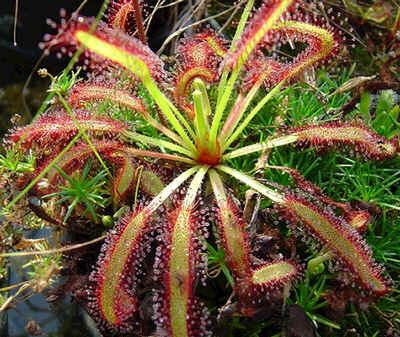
left=2, top=0, right=399, bottom=336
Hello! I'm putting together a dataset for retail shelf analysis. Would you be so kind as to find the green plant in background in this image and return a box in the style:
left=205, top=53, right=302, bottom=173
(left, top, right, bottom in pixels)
left=1, top=0, right=399, bottom=336
left=206, top=242, right=234, bottom=287
left=0, top=149, right=35, bottom=174
left=258, top=74, right=400, bottom=336
left=44, top=161, right=109, bottom=222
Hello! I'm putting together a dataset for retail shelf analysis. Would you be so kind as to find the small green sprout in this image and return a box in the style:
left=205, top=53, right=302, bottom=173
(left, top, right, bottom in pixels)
left=47, top=68, right=82, bottom=96
left=44, top=160, right=109, bottom=223
left=0, top=149, right=35, bottom=174
left=207, top=242, right=234, bottom=287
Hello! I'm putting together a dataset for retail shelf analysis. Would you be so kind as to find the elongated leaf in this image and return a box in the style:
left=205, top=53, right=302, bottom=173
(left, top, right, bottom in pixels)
left=154, top=167, right=209, bottom=337
left=287, top=121, right=399, bottom=160
left=283, top=194, right=388, bottom=295
left=9, top=110, right=127, bottom=151
left=209, top=170, right=297, bottom=308
left=90, top=167, right=199, bottom=327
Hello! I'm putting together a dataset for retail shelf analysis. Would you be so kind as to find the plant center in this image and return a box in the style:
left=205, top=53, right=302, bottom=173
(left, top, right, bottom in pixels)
left=195, top=140, right=221, bottom=166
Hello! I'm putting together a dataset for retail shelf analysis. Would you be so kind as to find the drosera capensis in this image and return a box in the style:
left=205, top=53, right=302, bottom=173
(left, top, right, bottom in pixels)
left=3, top=0, right=398, bottom=336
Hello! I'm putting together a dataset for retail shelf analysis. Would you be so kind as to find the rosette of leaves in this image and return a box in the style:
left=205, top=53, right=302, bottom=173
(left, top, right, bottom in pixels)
left=5, top=0, right=399, bottom=336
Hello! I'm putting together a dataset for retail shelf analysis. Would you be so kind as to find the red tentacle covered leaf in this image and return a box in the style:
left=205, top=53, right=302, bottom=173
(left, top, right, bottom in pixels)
left=39, top=14, right=111, bottom=72
left=27, top=140, right=121, bottom=195
left=75, top=25, right=164, bottom=81
left=216, top=198, right=252, bottom=279
left=176, top=30, right=227, bottom=69
left=242, top=57, right=282, bottom=92
left=109, top=153, right=138, bottom=204
left=105, top=0, right=140, bottom=33
left=89, top=209, right=153, bottom=326
left=226, top=0, right=296, bottom=70
left=282, top=194, right=388, bottom=295
left=41, top=14, right=164, bottom=81
left=109, top=156, right=169, bottom=205
left=68, top=81, right=181, bottom=140
left=194, top=29, right=228, bottom=57
left=174, top=31, right=227, bottom=118
left=284, top=167, right=371, bottom=232
left=216, top=197, right=298, bottom=307
left=9, top=110, right=127, bottom=151
left=68, top=82, right=146, bottom=114
left=105, top=0, right=147, bottom=43
left=243, top=18, right=339, bottom=90
left=287, top=121, right=399, bottom=160
left=153, top=203, right=211, bottom=337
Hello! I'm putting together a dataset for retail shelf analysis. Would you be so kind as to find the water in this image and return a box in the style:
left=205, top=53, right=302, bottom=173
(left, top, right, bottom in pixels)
left=2, top=229, right=100, bottom=337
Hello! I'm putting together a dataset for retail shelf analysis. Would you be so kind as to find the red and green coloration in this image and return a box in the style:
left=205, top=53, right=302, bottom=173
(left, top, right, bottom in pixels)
left=283, top=167, right=371, bottom=232
left=69, top=83, right=146, bottom=113
left=282, top=194, right=388, bottom=294
left=110, top=153, right=137, bottom=204
left=287, top=122, right=399, bottom=160
left=90, top=167, right=200, bottom=328
left=9, top=110, right=127, bottom=151
left=43, top=17, right=165, bottom=81
left=154, top=168, right=210, bottom=336
left=244, top=19, right=340, bottom=89
left=29, top=139, right=183, bottom=201
left=7, top=0, right=398, bottom=336
left=107, top=0, right=136, bottom=32
left=93, top=210, right=148, bottom=325
left=210, top=170, right=297, bottom=305
left=106, top=0, right=146, bottom=43
left=174, top=31, right=227, bottom=119
left=226, top=0, right=296, bottom=70
left=42, top=140, right=121, bottom=187
left=68, top=82, right=180, bottom=141
left=111, top=158, right=169, bottom=204
left=105, top=0, right=146, bottom=42
left=270, top=20, right=338, bottom=83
